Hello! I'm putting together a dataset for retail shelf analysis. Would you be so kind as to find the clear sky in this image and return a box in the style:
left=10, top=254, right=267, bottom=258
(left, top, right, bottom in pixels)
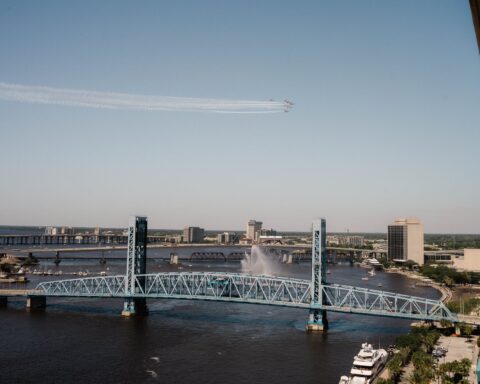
left=0, top=1, right=479, bottom=233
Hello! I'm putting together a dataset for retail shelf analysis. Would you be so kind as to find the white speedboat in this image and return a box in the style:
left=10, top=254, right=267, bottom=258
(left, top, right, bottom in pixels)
left=367, top=269, right=375, bottom=277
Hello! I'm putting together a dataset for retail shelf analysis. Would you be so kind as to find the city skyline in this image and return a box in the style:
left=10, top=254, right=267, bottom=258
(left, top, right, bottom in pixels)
left=1, top=1, right=479, bottom=233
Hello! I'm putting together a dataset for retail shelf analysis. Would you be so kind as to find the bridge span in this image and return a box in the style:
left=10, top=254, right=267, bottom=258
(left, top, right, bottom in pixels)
left=29, top=272, right=457, bottom=323
left=0, top=217, right=466, bottom=330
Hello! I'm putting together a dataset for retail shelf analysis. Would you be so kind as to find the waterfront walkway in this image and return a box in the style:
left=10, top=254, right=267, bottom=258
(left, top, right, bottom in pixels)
left=396, top=336, right=478, bottom=384
left=437, top=335, right=479, bottom=383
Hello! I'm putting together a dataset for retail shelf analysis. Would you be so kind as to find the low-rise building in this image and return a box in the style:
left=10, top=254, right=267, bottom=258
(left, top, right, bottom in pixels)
left=452, top=249, right=480, bottom=272
left=45, top=226, right=58, bottom=235
left=326, top=235, right=339, bottom=246
left=327, top=235, right=364, bottom=247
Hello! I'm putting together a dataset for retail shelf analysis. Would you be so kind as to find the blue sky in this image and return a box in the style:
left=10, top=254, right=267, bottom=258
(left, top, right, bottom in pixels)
left=0, top=1, right=479, bottom=233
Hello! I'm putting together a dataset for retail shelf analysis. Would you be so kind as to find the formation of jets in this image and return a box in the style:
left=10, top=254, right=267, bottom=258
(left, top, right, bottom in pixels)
left=284, top=99, right=294, bottom=112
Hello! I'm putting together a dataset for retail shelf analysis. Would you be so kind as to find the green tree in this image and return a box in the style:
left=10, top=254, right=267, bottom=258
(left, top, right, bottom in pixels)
left=440, top=319, right=453, bottom=329
left=409, top=369, right=433, bottom=384
left=461, top=324, right=473, bottom=338
left=22, top=253, right=38, bottom=266
left=420, top=330, right=440, bottom=353
left=396, top=333, right=421, bottom=352
left=377, top=379, right=393, bottom=384
left=386, top=354, right=403, bottom=382
left=411, top=350, right=433, bottom=368
left=409, top=350, right=434, bottom=384
left=439, top=358, right=471, bottom=384
left=443, top=276, right=454, bottom=287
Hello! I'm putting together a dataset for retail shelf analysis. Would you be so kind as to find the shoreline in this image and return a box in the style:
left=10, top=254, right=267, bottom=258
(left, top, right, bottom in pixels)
left=384, top=268, right=452, bottom=303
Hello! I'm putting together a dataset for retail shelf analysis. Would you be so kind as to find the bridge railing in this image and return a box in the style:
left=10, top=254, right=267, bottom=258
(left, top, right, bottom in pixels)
left=36, top=275, right=126, bottom=297
left=135, top=272, right=312, bottom=308
left=321, top=284, right=457, bottom=322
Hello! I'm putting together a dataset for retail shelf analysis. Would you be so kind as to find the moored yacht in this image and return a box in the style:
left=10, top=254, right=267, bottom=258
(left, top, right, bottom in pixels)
left=338, top=342, right=388, bottom=384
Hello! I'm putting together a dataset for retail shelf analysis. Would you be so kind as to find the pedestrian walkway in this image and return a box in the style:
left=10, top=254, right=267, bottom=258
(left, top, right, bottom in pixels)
left=437, top=335, right=478, bottom=383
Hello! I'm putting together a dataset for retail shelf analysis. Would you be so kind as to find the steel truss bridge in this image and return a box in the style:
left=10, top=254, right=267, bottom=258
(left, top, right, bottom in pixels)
left=34, top=271, right=457, bottom=323
left=6, top=216, right=457, bottom=329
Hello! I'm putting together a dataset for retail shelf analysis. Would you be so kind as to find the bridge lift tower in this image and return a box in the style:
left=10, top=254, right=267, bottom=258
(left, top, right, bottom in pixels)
left=122, top=215, right=149, bottom=317
left=307, top=218, right=328, bottom=331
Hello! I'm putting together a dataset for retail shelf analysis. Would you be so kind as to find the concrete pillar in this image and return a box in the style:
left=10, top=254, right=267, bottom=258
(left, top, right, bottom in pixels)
left=306, top=308, right=328, bottom=332
left=169, top=253, right=178, bottom=265
left=282, top=254, right=288, bottom=263
left=26, top=296, right=46, bottom=310
left=121, top=298, right=148, bottom=317
left=286, top=254, right=293, bottom=264
left=307, top=219, right=328, bottom=332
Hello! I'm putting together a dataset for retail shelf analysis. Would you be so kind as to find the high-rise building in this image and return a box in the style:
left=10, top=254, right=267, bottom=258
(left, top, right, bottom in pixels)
left=388, top=218, right=424, bottom=265
left=183, top=227, right=205, bottom=243
left=216, top=232, right=238, bottom=244
left=246, top=220, right=263, bottom=242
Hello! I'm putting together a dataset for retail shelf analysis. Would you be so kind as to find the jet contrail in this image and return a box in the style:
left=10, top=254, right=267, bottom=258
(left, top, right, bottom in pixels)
left=0, top=82, right=293, bottom=113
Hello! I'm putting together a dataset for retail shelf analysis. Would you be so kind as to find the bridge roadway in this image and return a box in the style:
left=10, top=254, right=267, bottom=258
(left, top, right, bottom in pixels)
left=0, top=272, right=461, bottom=323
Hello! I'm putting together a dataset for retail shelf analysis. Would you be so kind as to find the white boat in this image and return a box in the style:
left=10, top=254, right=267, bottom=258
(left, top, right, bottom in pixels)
left=349, top=343, right=388, bottom=384
left=368, top=269, right=375, bottom=277
left=339, top=343, right=388, bottom=384
left=361, top=277, right=369, bottom=281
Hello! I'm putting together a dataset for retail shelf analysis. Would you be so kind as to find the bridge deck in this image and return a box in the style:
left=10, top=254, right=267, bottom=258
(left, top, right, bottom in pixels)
left=0, top=289, right=37, bottom=297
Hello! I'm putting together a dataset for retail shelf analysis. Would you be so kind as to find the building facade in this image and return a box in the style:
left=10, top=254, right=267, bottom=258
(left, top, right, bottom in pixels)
left=216, top=232, right=238, bottom=244
left=387, top=218, right=424, bottom=265
left=326, top=235, right=364, bottom=247
left=183, top=227, right=205, bottom=243
left=452, top=249, right=480, bottom=271
left=246, top=220, right=262, bottom=241
left=259, top=228, right=277, bottom=237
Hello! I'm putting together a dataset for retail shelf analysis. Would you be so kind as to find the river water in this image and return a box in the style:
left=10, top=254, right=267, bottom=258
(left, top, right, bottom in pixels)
left=0, top=252, right=439, bottom=384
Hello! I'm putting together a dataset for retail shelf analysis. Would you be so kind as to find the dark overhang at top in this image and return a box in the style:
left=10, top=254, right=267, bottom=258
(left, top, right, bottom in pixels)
left=470, top=0, right=480, bottom=53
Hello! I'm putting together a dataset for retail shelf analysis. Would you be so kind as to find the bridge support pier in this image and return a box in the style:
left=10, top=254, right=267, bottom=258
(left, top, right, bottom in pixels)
left=307, top=308, right=328, bottom=332
left=26, top=296, right=46, bottom=310
left=307, top=218, right=328, bottom=332
left=169, top=253, right=178, bottom=265
left=122, top=298, right=148, bottom=317
left=122, top=216, right=149, bottom=317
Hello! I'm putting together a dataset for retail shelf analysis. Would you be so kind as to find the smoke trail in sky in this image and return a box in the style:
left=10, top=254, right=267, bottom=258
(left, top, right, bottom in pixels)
left=0, top=82, right=292, bottom=113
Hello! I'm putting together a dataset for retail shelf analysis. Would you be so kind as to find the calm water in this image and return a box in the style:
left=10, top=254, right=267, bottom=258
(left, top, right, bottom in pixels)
left=0, top=258, right=439, bottom=384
